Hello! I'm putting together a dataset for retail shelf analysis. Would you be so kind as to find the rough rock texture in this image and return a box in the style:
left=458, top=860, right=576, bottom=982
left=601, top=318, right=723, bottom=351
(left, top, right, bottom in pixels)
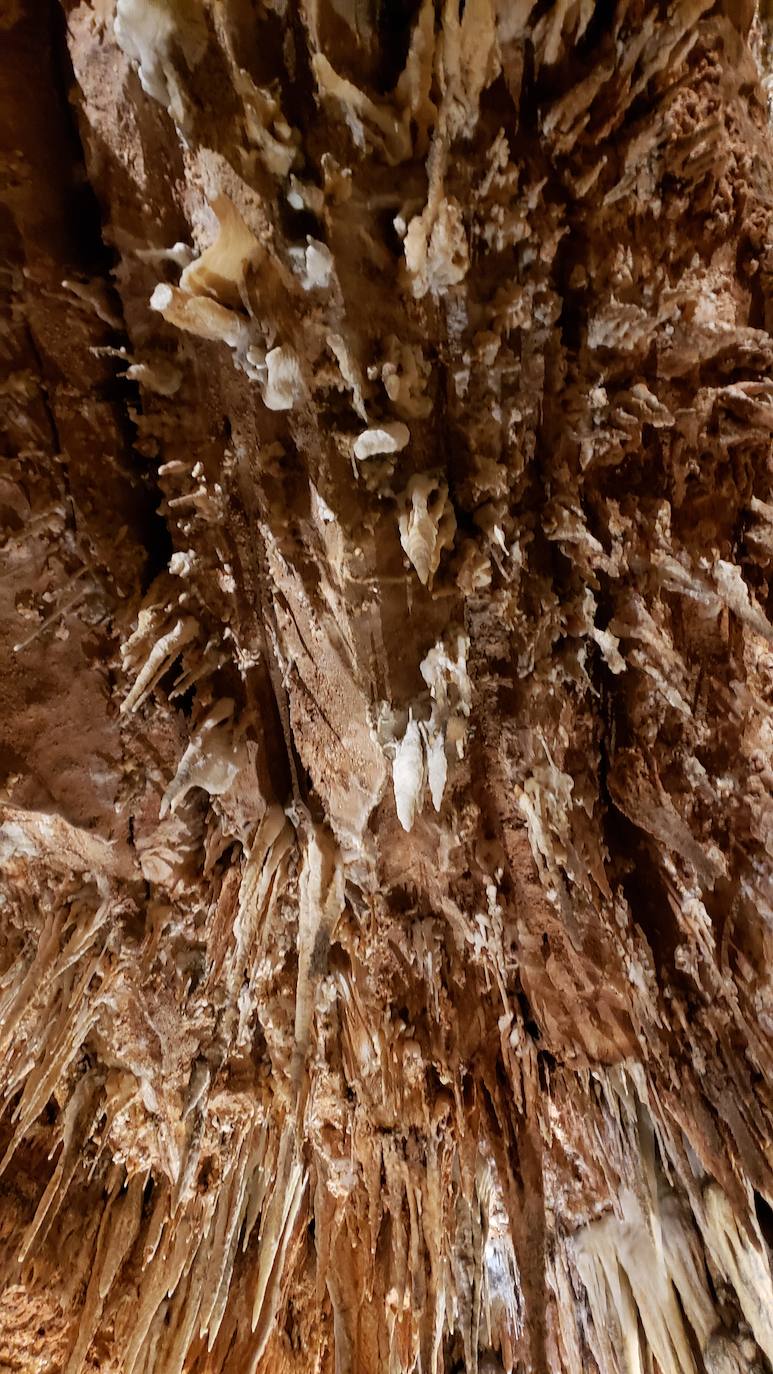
left=1, top=2, right=773, bottom=1371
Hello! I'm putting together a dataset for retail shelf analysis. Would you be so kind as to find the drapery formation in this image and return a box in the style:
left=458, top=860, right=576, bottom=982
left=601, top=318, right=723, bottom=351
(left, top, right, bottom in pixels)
left=1, top=3, right=773, bottom=1372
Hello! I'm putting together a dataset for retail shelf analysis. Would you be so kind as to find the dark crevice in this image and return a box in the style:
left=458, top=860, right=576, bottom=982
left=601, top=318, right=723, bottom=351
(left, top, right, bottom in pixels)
left=375, top=0, right=424, bottom=93
left=48, top=0, right=174, bottom=594
left=139, top=502, right=175, bottom=591
left=604, top=808, right=682, bottom=982
left=575, top=0, right=619, bottom=60
left=754, top=1189, right=773, bottom=1253
left=48, top=0, right=116, bottom=279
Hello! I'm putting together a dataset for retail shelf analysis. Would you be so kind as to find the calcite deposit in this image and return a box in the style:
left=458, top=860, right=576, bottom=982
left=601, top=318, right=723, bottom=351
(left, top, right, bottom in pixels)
left=1, top=2, right=773, bottom=1371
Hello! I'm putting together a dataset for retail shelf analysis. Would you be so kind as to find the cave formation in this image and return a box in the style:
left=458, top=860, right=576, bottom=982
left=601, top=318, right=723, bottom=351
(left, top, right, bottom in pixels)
left=1, top=3, right=773, bottom=1372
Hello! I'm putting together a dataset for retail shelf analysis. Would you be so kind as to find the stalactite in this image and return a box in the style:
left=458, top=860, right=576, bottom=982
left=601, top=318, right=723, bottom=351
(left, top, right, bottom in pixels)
left=1, top=1, right=773, bottom=1372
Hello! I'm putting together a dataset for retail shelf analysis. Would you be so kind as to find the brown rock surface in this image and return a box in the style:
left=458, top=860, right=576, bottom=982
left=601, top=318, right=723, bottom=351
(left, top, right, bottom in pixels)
left=1, top=2, right=773, bottom=1371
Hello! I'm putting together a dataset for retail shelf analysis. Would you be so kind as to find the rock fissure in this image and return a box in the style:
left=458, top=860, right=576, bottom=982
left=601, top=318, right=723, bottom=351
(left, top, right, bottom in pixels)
left=1, top=3, right=773, bottom=1373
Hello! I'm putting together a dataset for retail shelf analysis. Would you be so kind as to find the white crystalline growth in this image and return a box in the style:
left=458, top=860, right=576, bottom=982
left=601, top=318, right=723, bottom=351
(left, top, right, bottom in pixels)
left=392, top=716, right=426, bottom=832
left=425, top=730, right=448, bottom=813
left=114, top=0, right=207, bottom=127
left=263, top=347, right=303, bottom=411
left=399, top=473, right=456, bottom=586
left=160, top=701, right=247, bottom=817
left=353, top=422, right=410, bottom=461
left=388, top=632, right=472, bottom=831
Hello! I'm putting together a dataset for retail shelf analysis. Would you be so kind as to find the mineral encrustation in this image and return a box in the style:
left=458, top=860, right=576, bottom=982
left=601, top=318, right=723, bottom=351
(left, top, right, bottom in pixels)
left=1, top=3, right=773, bottom=1372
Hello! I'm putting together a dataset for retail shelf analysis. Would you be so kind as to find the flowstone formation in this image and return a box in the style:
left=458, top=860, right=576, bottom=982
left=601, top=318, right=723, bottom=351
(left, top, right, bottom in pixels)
left=1, top=2, right=773, bottom=1371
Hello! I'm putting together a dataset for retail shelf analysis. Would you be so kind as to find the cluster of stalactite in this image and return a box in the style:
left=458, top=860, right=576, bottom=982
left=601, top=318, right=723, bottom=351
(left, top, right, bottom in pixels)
left=1, top=2, right=773, bottom=1372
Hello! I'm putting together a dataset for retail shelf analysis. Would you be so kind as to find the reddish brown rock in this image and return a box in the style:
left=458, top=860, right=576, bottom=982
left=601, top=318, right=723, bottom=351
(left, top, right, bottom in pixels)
left=1, top=3, right=772, bottom=1372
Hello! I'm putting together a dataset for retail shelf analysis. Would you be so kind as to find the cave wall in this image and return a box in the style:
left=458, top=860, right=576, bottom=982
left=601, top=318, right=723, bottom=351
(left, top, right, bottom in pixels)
left=1, top=2, right=773, bottom=1372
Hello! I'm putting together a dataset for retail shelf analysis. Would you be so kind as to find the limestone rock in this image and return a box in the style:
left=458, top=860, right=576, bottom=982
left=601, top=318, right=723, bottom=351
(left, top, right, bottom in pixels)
left=1, top=3, right=773, bottom=1373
